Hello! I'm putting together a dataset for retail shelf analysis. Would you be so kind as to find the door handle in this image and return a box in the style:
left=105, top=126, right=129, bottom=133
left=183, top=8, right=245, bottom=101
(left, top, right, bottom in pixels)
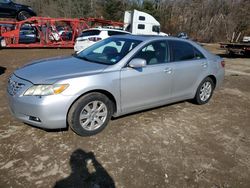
left=202, top=62, right=208, bottom=68
left=164, top=67, right=172, bottom=74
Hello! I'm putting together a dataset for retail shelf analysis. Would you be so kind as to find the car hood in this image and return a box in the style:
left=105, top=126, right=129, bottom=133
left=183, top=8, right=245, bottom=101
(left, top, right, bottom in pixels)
left=14, top=56, right=108, bottom=84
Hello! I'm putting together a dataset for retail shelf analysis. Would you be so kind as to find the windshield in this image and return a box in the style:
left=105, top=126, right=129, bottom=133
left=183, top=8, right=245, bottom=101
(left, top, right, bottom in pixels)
left=75, top=37, right=141, bottom=65
left=1, top=0, right=11, bottom=3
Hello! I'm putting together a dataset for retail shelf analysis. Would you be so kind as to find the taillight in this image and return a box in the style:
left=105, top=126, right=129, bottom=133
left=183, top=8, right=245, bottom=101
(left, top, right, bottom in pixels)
left=88, top=37, right=102, bottom=42
left=221, top=60, right=225, bottom=68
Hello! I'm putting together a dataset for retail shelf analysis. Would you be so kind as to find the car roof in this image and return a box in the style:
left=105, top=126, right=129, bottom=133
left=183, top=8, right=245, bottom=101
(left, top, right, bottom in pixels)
left=111, top=34, right=211, bottom=56
left=111, top=34, right=189, bottom=42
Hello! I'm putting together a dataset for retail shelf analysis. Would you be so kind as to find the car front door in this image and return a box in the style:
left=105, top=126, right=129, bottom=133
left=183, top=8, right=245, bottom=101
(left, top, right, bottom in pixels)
left=168, top=40, right=208, bottom=99
left=0, top=0, right=15, bottom=18
left=120, top=40, right=174, bottom=113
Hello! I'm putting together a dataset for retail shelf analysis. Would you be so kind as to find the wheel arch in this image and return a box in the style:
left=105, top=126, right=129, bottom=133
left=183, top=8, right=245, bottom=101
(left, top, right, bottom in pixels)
left=66, top=89, right=118, bottom=124
left=192, top=74, right=217, bottom=98
left=207, top=75, right=217, bottom=88
left=85, top=89, right=118, bottom=114
left=16, top=9, right=36, bottom=20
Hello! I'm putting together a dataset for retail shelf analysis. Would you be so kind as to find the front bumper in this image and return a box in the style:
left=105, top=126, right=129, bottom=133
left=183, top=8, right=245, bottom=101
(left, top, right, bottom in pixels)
left=7, top=74, right=75, bottom=129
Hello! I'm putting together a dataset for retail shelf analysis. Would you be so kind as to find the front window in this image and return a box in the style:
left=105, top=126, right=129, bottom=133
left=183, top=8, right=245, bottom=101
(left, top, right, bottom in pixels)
left=138, top=24, right=145, bottom=30
left=75, top=37, right=141, bottom=65
left=134, top=40, right=169, bottom=65
left=152, top=25, right=160, bottom=33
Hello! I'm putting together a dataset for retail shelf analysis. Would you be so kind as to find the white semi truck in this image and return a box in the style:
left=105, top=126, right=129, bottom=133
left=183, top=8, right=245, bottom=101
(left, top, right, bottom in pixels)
left=73, top=10, right=168, bottom=52
left=124, top=9, right=167, bottom=36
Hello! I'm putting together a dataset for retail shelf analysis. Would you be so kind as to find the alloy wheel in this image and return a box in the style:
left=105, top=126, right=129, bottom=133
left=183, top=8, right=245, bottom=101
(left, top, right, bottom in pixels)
left=199, top=81, right=212, bottom=102
left=79, top=101, right=108, bottom=131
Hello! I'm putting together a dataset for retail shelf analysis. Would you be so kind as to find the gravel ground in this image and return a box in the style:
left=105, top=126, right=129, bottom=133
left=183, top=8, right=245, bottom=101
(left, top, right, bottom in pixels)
left=0, top=44, right=250, bottom=188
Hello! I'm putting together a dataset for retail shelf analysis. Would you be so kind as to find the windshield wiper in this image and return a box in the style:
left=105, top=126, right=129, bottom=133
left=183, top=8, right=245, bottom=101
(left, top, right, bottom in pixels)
left=72, top=54, right=90, bottom=61
left=73, top=54, right=107, bottom=64
left=79, top=56, right=90, bottom=61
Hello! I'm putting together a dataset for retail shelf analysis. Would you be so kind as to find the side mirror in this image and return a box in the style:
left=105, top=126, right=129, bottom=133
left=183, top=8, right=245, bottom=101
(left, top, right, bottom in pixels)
left=128, top=58, right=146, bottom=68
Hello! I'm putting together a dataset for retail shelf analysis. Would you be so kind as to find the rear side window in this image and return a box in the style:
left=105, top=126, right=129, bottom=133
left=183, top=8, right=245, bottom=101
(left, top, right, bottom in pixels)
left=194, top=47, right=205, bottom=59
left=169, top=40, right=205, bottom=62
left=108, top=31, right=127, bottom=36
left=139, top=16, right=145, bottom=21
left=138, top=24, right=145, bottom=29
left=80, top=30, right=101, bottom=37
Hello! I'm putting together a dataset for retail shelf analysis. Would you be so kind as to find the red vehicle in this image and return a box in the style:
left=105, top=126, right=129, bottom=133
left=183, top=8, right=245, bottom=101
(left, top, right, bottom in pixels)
left=0, top=17, right=123, bottom=48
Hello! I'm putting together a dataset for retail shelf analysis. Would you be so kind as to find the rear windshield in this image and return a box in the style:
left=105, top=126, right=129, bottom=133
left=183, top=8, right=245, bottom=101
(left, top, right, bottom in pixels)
left=79, top=30, right=101, bottom=37
left=108, top=30, right=128, bottom=36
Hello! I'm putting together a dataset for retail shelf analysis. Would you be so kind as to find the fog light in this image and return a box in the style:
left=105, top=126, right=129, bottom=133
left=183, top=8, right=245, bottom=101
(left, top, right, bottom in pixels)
left=29, top=116, right=41, bottom=122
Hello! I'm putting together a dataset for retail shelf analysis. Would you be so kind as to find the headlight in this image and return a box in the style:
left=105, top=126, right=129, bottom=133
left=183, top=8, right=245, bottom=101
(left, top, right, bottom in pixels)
left=24, top=84, right=69, bottom=96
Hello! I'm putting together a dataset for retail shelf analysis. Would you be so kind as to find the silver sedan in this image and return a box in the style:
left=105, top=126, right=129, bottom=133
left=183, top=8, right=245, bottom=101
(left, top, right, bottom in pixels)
left=7, top=35, right=225, bottom=136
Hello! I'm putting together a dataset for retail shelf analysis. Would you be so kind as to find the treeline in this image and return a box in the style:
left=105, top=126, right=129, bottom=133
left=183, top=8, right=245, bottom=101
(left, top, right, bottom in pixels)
left=16, top=0, right=250, bottom=42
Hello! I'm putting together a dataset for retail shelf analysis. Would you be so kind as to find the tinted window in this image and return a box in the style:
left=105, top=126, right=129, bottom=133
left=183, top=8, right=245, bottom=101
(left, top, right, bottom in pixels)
left=169, top=40, right=205, bottom=61
left=152, top=25, right=160, bottom=33
left=80, top=30, right=101, bottom=37
left=108, top=31, right=127, bottom=36
left=139, top=16, right=145, bottom=21
left=194, top=47, right=205, bottom=59
left=138, top=24, right=145, bottom=29
left=134, top=41, right=168, bottom=65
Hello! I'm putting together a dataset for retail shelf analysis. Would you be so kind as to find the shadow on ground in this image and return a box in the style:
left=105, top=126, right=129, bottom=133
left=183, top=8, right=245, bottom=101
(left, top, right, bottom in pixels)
left=54, top=149, right=115, bottom=188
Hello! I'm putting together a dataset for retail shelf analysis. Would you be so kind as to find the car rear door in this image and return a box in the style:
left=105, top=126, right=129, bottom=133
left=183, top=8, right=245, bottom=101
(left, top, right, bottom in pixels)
left=120, top=40, right=174, bottom=113
left=168, top=40, right=208, bottom=100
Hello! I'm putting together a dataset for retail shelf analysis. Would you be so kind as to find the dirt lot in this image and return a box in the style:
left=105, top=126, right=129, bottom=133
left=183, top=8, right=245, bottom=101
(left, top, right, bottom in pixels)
left=0, top=45, right=250, bottom=188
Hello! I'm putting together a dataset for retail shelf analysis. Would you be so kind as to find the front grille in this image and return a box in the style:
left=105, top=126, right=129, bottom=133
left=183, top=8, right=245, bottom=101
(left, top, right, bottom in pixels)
left=7, top=76, right=25, bottom=96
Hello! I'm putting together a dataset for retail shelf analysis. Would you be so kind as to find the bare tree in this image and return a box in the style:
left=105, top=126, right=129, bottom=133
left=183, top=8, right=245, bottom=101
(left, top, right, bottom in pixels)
left=15, top=0, right=250, bottom=42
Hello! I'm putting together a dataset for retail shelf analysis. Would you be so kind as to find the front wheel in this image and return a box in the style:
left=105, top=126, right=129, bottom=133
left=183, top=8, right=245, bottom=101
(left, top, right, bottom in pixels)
left=68, top=93, right=113, bottom=136
left=194, top=77, right=215, bottom=105
left=17, top=11, right=32, bottom=21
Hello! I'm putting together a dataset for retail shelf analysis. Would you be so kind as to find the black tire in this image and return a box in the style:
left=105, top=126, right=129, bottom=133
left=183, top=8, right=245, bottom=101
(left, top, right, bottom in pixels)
left=194, top=77, right=215, bottom=105
left=68, top=92, right=113, bottom=136
left=0, top=37, right=2, bottom=49
left=17, top=11, right=32, bottom=21
left=227, top=50, right=235, bottom=58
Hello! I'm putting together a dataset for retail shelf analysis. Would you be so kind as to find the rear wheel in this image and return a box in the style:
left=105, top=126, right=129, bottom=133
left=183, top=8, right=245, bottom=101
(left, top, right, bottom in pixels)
left=68, top=93, right=113, bottom=136
left=194, top=77, right=215, bottom=105
left=17, top=11, right=32, bottom=21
